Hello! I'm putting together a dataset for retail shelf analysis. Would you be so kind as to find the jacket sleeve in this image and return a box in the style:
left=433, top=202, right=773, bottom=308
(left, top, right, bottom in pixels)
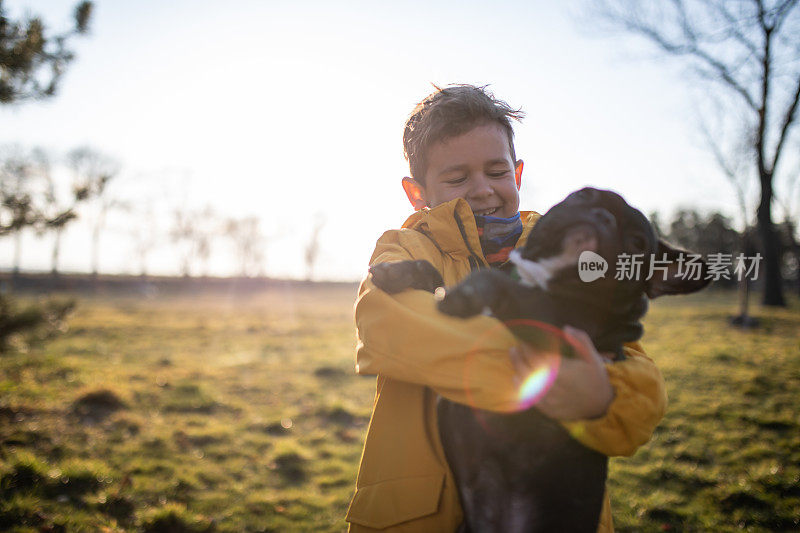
left=355, top=232, right=522, bottom=412
left=562, top=340, right=667, bottom=456
left=355, top=233, right=667, bottom=456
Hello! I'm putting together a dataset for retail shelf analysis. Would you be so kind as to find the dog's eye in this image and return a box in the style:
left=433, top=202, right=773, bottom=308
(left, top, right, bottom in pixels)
left=628, top=235, right=647, bottom=251
left=590, top=207, right=615, bottom=227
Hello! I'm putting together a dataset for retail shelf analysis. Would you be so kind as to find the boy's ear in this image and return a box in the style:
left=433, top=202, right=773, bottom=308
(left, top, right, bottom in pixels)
left=515, top=160, right=524, bottom=190
left=402, top=177, right=428, bottom=211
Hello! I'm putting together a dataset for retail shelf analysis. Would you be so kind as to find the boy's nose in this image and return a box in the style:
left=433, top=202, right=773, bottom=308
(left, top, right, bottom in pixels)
left=469, top=174, right=494, bottom=198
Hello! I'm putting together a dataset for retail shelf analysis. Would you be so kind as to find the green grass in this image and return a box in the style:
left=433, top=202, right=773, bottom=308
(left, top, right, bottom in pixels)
left=0, top=286, right=798, bottom=531
left=612, top=290, right=800, bottom=532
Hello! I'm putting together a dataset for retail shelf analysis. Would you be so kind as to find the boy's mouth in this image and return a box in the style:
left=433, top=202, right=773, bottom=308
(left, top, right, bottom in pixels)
left=474, top=206, right=501, bottom=216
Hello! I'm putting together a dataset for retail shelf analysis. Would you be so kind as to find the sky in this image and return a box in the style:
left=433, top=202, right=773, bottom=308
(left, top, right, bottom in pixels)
left=0, top=0, right=753, bottom=281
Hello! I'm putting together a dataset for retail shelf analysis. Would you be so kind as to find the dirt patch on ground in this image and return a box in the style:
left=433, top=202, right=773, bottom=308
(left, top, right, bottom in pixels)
left=71, top=389, right=127, bottom=422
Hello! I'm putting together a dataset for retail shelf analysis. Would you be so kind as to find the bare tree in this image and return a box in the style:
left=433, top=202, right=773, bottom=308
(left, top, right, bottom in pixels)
left=129, top=201, right=159, bottom=278
left=0, top=146, right=39, bottom=274
left=697, top=113, right=762, bottom=322
left=170, top=208, right=195, bottom=277
left=66, top=147, right=119, bottom=277
left=36, top=151, right=88, bottom=276
left=2, top=147, right=112, bottom=277
left=587, top=0, right=800, bottom=306
left=170, top=206, right=216, bottom=277
left=195, top=208, right=215, bottom=278
left=304, top=214, right=325, bottom=281
left=224, top=216, right=265, bottom=278
left=40, top=175, right=74, bottom=275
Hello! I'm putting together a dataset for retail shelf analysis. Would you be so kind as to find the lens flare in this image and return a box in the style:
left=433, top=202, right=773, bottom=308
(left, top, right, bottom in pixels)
left=454, top=318, right=596, bottom=445
left=517, top=359, right=560, bottom=410
left=460, top=318, right=569, bottom=415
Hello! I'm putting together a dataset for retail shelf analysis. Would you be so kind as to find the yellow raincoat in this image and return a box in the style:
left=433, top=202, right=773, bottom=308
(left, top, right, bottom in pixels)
left=346, top=198, right=668, bottom=532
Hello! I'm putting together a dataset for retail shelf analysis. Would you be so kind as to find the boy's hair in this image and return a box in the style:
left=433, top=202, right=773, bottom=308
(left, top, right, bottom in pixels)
left=403, top=84, right=524, bottom=184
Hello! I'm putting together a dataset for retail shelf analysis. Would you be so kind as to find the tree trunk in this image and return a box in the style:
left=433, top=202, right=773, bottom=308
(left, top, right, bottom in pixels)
left=739, top=277, right=749, bottom=316
left=757, top=172, right=785, bottom=306
left=91, top=223, right=100, bottom=278
left=51, top=228, right=63, bottom=277
left=181, top=254, right=191, bottom=278
left=790, top=239, right=800, bottom=298
left=738, top=231, right=752, bottom=320
left=796, top=245, right=800, bottom=298
left=12, top=231, right=22, bottom=275
left=139, top=254, right=148, bottom=278
left=91, top=206, right=107, bottom=279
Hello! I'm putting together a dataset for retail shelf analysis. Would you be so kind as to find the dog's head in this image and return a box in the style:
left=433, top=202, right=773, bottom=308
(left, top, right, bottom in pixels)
left=516, top=187, right=710, bottom=299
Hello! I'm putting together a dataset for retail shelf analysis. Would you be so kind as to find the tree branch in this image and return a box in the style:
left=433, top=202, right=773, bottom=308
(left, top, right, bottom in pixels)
left=697, top=111, right=751, bottom=225
left=755, top=0, right=772, bottom=179
left=770, top=70, right=800, bottom=173
left=619, top=14, right=759, bottom=111
left=713, top=0, right=761, bottom=59
left=771, top=0, right=799, bottom=33
left=671, top=0, right=698, bottom=43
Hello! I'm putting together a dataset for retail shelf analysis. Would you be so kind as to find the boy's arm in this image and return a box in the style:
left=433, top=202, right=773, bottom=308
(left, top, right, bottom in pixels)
left=356, top=232, right=667, bottom=456
left=561, top=341, right=668, bottom=457
left=356, top=265, right=522, bottom=412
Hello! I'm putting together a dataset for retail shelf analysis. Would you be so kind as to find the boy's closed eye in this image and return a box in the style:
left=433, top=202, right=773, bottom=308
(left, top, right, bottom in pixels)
left=444, top=168, right=510, bottom=184
left=486, top=163, right=512, bottom=178
left=487, top=170, right=511, bottom=178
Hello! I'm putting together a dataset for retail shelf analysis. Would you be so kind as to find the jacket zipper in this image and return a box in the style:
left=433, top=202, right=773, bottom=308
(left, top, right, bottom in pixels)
left=452, top=210, right=486, bottom=272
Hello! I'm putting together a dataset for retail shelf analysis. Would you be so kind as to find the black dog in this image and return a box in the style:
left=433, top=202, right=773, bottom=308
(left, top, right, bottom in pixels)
left=369, top=187, right=710, bottom=532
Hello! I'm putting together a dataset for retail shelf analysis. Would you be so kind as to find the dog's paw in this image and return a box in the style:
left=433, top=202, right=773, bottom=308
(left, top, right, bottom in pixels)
left=369, top=262, right=416, bottom=294
left=369, top=260, right=443, bottom=294
left=436, top=284, right=486, bottom=318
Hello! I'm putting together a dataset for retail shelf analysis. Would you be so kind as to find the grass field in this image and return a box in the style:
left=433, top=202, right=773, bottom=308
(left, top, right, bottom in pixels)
left=0, top=285, right=798, bottom=532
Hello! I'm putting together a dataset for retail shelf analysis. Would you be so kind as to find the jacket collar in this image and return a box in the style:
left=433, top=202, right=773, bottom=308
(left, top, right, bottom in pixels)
left=401, top=198, right=541, bottom=261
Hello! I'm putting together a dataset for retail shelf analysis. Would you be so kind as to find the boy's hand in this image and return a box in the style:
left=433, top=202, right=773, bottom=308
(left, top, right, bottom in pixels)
left=510, top=325, right=614, bottom=421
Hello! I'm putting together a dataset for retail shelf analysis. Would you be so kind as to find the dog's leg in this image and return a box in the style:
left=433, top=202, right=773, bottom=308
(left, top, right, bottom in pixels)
left=437, top=269, right=523, bottom=318
left=369, top=260, right=444, bottom=294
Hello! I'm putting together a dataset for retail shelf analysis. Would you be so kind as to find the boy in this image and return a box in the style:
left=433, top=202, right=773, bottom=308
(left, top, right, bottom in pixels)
left=346, top=85, right=667, bottom=533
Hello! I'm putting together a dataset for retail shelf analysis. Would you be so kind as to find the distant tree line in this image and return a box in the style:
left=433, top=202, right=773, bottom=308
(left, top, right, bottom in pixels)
left=1, top=145, right=117, bottom=277
left=0, top=145, right=327, bottom=281
left=651, top=209, right=800, bottom=292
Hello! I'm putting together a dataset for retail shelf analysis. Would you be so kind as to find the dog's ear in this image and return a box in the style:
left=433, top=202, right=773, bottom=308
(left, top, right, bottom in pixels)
left=645, top=240, right=711, bottom=298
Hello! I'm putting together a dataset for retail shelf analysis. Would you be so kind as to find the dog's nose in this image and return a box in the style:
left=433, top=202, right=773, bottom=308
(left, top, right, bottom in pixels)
left=590, top=207, right=616, bottom=228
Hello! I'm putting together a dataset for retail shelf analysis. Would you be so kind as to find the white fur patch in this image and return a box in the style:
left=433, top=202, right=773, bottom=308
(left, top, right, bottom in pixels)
left=509, top=249, right=574, bottom=290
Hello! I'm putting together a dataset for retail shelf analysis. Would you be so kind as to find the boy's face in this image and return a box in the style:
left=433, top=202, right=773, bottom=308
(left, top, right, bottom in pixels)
left=403, top=122, right=523, bottom=218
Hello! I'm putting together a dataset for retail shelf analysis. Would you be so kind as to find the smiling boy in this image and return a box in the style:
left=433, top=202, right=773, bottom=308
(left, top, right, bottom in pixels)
left=346, top=85, right=667, bottom=532
left=401, top=121, right=522, bottom=219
